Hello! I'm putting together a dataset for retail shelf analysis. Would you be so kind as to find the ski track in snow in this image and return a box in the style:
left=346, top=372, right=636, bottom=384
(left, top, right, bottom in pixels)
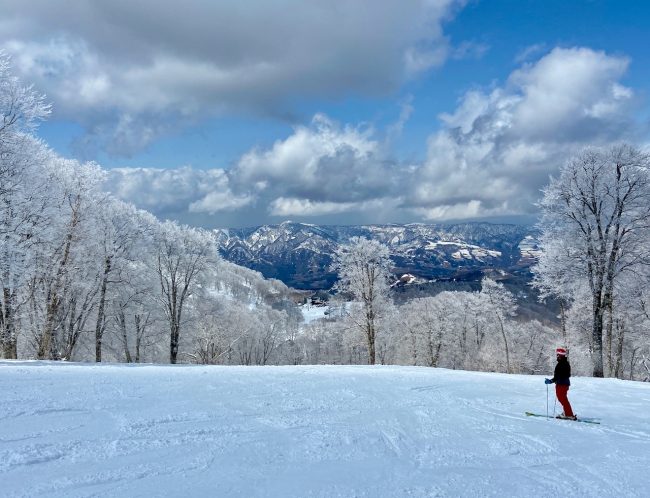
left=1, top=362, right=649, bottom=497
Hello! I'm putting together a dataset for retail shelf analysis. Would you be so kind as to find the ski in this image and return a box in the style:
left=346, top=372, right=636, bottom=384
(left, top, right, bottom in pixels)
left=525, top=412, right=601, bottom=424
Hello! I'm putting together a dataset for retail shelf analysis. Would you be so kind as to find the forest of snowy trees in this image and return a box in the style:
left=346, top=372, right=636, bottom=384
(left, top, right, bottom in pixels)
left=1, top=53, right=649, bottom=380
left=0, top=53, right=301, bottom=365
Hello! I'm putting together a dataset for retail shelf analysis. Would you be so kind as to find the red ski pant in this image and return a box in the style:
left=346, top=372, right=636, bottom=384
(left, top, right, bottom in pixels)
left=555, top=384, right=574, bottom=417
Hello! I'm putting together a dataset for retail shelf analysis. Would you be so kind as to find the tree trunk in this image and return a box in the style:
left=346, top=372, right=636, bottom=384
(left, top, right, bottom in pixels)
left=366, top=327, right=376, bottom=365
left=497, top=315, right=511, bottom=374
left=2, top=287, right=17, bottom=359
left=559, top=301, right=567, bottom=345
left=605, top=303, right=613, bottom=377
left=40, top=204, right=79, bottom=359
left=629, top=347, right=639, bottom=381
left=170, top=321, right=180, bottom=364
left=134, top=314, right=143, bottom=363
left=118, top=309, right=132, bottom=363
left=591, top=295, right=605, bottom=377
left=62, top=296, right=77, bottom=360
left=365, top=315, right=376, bottom=366
left=94, top=256, right=112, bottom=362
left=364, top=279, right=376, bottom=365
left=428, top=338, right=442, bottom=367
left=642, top=355, right=650, bottom=382
left=38, top=294, right=59, bottom=359
left=613, top=319, right=625, bottom=379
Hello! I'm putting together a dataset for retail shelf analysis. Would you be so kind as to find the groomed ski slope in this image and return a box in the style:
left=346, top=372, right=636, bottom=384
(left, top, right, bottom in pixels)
left=1, top=362, right=649, bottom=497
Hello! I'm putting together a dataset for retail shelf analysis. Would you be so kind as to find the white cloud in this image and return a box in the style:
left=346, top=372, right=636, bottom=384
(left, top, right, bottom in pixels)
left=268, top=197, right=394, bottom=217
left=509, top=47, right=631, bottom=139
left=269, top=198, right=359, bottom=217
left=189, top=191, right=253, bottom=214
left=232, top=114, right=395, bottom=203
left=412, top=200, right=484, bottom=220
left=101, top=113, right=406, bottom=225
left=405, top=47, right=637, bottom=220
left=0, top=0, right=465, bottom=155
left=100, top=47, right=643, bottom=227
left=105, top=166, right=251, bottom=215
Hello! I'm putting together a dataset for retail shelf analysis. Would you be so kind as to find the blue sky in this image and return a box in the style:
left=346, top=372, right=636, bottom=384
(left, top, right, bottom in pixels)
left=2, top=0, right=649, bottom=227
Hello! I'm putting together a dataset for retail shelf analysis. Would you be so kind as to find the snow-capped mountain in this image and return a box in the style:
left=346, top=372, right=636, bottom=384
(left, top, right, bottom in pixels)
left=214, top=221, right=537, bottom=289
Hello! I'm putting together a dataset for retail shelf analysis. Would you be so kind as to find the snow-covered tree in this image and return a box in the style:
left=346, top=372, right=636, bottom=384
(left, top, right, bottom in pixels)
left=535, top=144, right=650, bottom=377
left=104, top=209, right=162, bottom=363
left=155, top=222, right=218, bottom=364
left=479, top=277, right=517, bottom=373
left=511, top=320, right=555, bottom=375
left=399, top=296, right=448, bottom=367
left=0, top=137, right=53, bottom=358
left=331, top=237, right=392, bottom=365
left=0, top=51, right=50, bottom=155
left=91, top=199, right=154, bottom=361
left=1, top=52, right=51, bottom=359
left=34, top=159, right=105, bottom=360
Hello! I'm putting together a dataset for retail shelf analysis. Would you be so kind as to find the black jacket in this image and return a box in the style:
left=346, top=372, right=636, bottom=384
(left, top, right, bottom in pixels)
left=552, top=358, right=571, bottom=386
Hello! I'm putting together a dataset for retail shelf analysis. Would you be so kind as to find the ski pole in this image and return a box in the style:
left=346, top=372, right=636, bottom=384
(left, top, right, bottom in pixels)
left=546, top=383, right=549, bottom=420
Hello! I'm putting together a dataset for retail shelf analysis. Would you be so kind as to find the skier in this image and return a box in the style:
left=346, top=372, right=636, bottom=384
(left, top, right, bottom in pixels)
left=545, top=347, right=576, bottom=420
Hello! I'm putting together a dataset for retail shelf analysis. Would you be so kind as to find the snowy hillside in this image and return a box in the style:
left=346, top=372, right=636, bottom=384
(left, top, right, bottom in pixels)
left=2, top=362, right=649, bottom=497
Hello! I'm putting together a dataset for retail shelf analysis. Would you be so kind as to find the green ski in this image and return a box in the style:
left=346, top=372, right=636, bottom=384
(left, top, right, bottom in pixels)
left=525, top=411, right=601, bottom=424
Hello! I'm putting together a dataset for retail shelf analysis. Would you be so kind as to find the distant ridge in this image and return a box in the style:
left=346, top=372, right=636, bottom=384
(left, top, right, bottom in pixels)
left=214, top=222, right=539, bottom=290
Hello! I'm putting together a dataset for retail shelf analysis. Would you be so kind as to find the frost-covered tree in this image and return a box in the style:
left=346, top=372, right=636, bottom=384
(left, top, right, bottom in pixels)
left=479, top=278, right=517, bottom=373
left=511, top=320, right=555, bottom=375
left=104, top=209, right=162, bottom=363
left=155, top=222, right=218, bottom=364
left=0, top=52, right=50, bottom=156
left=1, top=52, right=50, bottom=359
left=331, top=237, right=392, bottom=365
left=399, top=296, right=449, bottom=367
left=535, top=144, right=650, bottom=377
left=34, top=159, right=105, bottom=359
left=92, top=199, right=153, bottom=361
left=0, top=137, right=53, bottom=358
left=1, top=52, right=314, bottom=364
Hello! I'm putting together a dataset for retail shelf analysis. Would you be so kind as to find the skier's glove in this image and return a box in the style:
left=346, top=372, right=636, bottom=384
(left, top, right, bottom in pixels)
left=544, top=378, right=553, bottom=384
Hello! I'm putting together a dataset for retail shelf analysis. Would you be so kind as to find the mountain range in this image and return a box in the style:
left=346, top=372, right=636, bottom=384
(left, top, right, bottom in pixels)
left=214, top=222, right=540, bottom=290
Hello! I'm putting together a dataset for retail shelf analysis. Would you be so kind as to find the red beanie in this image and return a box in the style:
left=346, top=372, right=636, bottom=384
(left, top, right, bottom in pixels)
left=556, top=347, right=567, bottom=356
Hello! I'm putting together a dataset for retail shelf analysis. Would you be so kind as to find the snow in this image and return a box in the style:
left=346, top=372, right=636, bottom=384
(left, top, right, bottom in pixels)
left=426, top=240, right=502, bottom=261
left=1, top=362, right=649, bottom=497
left=300, top=304, right=330, bottom=323
left=519, top=235, right=543, bottom=259
left=452, top=249, right=471, bottom=260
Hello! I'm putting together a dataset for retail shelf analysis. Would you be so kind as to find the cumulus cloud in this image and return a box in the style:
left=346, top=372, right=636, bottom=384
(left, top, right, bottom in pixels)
left=100, top=47, right=642, bottom=227
left=268, top=197, right=395, bottom=217
left=104, top=166, right=252, bottom=217
left=269, top=198, right=360, bottom=217
left=232, top=114, right=397, bottom=203
left=406, top=47, right=637, bottom=220
left=101, top=114, right=406, bottom=225
left=0, top=0, right=465, bottom=156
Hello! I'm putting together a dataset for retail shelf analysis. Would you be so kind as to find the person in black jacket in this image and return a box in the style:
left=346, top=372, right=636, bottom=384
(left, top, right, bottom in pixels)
left=545, top=347, right=576, bottom=420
